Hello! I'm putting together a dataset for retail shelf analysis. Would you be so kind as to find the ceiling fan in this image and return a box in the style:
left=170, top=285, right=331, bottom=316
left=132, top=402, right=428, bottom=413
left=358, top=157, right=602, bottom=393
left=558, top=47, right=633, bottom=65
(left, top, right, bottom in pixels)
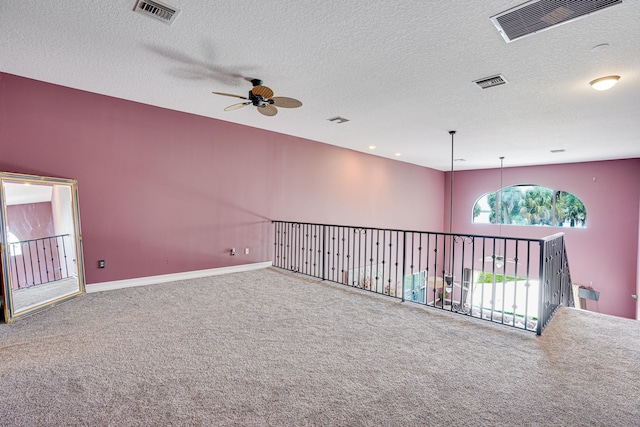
left=212, top=79, right=302, bottom=117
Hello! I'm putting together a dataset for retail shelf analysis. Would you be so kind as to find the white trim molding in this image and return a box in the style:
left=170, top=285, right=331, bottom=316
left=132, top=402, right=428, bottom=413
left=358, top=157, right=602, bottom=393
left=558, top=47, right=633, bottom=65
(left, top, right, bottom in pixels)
left=86, top=261, right=273, bottom=293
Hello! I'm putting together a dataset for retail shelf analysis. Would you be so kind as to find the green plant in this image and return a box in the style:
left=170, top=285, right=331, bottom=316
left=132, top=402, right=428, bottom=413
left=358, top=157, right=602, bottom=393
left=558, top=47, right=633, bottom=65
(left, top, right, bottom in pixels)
left=476, top=272, right=526, bottom=283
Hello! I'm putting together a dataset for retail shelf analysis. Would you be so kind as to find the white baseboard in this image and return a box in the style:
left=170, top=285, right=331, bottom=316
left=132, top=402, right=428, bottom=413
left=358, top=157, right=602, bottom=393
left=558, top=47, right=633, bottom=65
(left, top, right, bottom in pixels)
left=86, top=261, right=273, bottom=294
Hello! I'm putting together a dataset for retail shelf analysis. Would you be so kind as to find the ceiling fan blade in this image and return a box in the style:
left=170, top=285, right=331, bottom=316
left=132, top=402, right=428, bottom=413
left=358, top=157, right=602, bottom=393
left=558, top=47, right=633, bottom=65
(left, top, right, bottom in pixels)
left=224, top=102, right=251, bottom=111
left=212, top=91, right=249, bottom=100
left=257, top=104, right=278, bottom=116
left=271, top=97, right=302, bottom=108
left=251, top=85, right=274, bottom=99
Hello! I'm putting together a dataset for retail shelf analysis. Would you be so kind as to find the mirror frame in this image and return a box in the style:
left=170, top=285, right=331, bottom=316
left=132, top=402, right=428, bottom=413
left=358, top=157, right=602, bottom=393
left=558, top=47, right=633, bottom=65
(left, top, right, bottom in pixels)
left=0, top=172, right=86, bottom=323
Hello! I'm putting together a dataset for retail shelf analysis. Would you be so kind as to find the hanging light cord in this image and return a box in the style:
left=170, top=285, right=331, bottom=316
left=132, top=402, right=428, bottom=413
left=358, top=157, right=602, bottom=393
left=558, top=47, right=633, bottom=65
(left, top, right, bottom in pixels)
left=447, top=131, right=457, bottom=277
left=499, top=156, right=504, bottom=237
left=449, top=131, right=456, bottom=234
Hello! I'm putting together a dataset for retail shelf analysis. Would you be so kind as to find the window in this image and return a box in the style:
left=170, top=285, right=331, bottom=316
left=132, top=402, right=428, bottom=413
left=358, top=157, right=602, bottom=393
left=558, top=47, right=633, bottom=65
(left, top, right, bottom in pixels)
left=7, top=231, right=22, bottom=256
left=473, top=185, right=586, bottom=228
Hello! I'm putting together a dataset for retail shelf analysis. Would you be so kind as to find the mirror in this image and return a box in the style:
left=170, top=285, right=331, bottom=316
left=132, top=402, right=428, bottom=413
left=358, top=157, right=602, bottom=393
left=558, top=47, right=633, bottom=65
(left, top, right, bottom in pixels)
left=0, top=172, right=85, bottom=323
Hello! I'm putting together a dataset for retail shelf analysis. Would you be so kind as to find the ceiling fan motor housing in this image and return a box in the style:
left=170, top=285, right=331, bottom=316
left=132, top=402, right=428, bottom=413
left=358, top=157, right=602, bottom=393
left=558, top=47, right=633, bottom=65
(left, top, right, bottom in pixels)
left=249, top=90, right=266, bottom=107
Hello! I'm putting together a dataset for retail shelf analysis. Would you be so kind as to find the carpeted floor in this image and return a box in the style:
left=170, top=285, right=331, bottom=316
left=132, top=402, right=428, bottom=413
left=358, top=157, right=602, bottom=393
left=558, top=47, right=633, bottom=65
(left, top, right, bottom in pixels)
left=1, top=267, right=639, bottom=426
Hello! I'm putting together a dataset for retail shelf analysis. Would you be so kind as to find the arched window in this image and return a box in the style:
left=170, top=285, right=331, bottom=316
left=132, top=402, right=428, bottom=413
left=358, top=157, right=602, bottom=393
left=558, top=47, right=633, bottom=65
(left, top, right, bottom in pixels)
left=472, top=185, right=586, bottom=228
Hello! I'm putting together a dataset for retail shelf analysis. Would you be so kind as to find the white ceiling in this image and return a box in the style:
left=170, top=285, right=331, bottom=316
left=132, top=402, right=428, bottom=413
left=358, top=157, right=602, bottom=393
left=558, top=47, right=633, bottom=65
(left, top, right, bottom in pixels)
left=1, top=0, right=639, bottom=171
left=3, top=183, right=52, bottom=206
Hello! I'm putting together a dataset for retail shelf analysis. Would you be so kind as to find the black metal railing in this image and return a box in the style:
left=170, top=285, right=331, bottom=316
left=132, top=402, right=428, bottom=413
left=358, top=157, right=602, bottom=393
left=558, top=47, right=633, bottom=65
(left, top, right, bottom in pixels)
left=538, top=233, right=573, bottom=334
left=8, top=234, right=74, bottom=290
left=272, top=221, right=573, bottom=335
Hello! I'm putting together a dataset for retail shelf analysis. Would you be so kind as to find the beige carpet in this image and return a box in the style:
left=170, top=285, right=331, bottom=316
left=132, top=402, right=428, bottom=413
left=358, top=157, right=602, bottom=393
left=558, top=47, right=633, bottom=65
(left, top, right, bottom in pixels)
left=1, top=267, right=638, bottom=426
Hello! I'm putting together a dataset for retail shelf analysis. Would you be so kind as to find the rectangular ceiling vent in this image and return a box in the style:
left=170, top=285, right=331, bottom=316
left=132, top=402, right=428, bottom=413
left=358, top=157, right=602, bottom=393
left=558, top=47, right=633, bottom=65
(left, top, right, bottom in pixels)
left=491, top=0, right=623, bottom=43
left=473, top=74, right=508, bottom=89
left=134, top=0, right=180, bottom=25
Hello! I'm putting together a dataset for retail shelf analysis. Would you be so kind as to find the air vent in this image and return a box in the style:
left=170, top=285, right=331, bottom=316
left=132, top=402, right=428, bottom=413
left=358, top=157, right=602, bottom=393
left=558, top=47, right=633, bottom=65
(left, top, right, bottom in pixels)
left=134, top=0, right=180, bottom=25
left=473, top=74, right=508, bottom=89
left=328, top=116, right=350, bottom=124
left=491, top=0, right=623, bottom=43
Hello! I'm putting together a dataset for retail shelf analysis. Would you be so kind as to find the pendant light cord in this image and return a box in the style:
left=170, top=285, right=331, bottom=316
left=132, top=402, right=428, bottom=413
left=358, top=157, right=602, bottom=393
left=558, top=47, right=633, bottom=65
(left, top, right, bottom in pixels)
left=448, top=131, right=456, bottom=276
left=449, top=131, right=456, bottom=234
left=497, top=156, right=505, bottom=264
left=499, top=156, right=504, bottom=237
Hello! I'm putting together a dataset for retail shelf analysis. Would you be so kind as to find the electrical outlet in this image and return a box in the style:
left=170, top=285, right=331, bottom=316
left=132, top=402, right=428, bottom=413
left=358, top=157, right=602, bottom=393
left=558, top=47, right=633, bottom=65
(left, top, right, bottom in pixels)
left=98, top=260, right=105, bottom=268
left=632, top=295, right=638, bottom=301
left=230, top=248, right=236, bottom=256
left=244, top=248, right=249, bottom=255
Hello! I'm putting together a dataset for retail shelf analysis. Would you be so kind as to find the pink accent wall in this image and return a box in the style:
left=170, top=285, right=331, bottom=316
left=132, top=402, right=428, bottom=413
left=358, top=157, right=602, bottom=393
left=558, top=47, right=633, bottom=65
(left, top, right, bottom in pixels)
left=445, top=160, right=640, bottom=319
left=6, top=202, right=54, bottom=240
left=0, top=73, right=444, bottom=285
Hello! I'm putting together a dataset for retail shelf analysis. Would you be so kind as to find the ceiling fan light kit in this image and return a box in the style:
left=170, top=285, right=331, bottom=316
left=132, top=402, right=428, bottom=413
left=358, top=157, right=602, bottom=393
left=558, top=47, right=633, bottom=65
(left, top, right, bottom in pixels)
left=589, top=75, right=620, bottom=91
left=212, top=79, right=302, bottom=117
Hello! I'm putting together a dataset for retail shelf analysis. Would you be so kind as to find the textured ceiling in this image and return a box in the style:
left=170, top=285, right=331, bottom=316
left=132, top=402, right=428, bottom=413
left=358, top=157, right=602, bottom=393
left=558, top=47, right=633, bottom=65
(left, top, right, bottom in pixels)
left=1, top=0, right=639, bottom=171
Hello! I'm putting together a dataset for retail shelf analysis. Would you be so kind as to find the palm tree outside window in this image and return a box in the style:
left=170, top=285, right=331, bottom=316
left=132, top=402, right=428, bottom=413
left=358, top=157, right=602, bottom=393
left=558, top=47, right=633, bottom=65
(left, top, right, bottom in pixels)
left=473, top=185, right=586, bottom=228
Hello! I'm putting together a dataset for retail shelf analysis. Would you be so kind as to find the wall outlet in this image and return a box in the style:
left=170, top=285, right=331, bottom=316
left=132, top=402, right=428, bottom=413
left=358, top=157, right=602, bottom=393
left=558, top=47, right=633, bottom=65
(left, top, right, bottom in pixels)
left=98, top=260, right=105, bottom=268
left=230, top=248, right=236, bottom=256
left=244, top=248, right=249, bottom=255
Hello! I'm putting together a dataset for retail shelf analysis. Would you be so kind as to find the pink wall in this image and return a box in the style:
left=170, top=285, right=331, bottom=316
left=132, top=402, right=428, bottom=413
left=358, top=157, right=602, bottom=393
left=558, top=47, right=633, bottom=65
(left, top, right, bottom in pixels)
left=446, top=160, right=640, bottom=319
left=0, top=73, right=444, bottom=285
left=6, top=202, right=54, bottom=240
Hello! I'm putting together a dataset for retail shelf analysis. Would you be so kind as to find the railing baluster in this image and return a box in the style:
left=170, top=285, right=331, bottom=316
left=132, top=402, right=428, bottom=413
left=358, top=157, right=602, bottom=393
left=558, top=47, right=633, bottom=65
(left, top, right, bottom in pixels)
left=287, top=222, right=292, bottom=270
left=274, top=221, right=279, bottom=267
left=357, top=228, right=362, bottom=289
left=11, top=243, right=20, bottom=288
left=382, top=229, right=387, bottom=294
left=524, top=241, right=531, bottom=330
left=293, top=222, right=297, bottom=271
left=19, top=242, right=28, bottom=288
left=373, top=229, right=378, bottom=293
left=61, top=235, right=69, bottom=278
left=367, top=229, right=373, bottom=292
left=28, top=241, right=36, bottom=286
left=511, top=240, right=520, bottom=327
left=47, top=237, right=55, bottom=282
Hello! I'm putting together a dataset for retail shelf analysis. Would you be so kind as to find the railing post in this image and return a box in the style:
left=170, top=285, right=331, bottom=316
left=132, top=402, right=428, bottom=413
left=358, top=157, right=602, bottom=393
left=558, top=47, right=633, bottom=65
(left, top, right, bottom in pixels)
left=559, top=236, right=569, bottom=306
left=537, top=239, right=546, bottom=335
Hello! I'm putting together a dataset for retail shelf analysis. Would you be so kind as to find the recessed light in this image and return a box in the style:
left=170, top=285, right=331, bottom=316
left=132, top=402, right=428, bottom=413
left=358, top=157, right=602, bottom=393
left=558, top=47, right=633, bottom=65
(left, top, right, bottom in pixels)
left=369, top=145, right=376, bottom=150
left=589, top=75, right=620, bottom=91
left=395, top=153, right=402, bottom=157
